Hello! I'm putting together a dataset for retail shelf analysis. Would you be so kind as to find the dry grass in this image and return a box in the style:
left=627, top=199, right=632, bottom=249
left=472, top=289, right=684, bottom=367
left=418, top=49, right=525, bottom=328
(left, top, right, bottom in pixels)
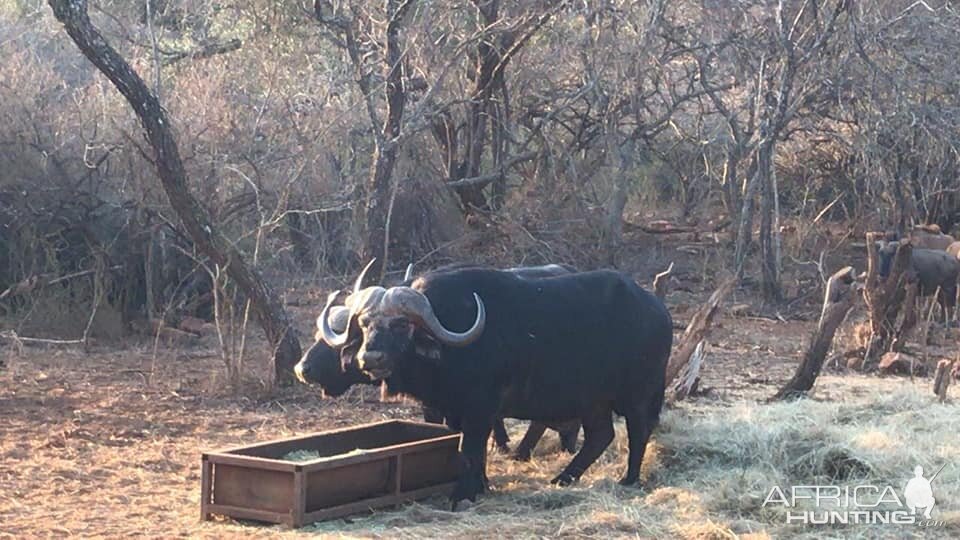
left=1, top=309, right=958, bottom=539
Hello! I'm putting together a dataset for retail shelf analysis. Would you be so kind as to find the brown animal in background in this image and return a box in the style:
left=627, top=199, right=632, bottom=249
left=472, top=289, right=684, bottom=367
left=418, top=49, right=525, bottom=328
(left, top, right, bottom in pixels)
left=946, top=241, right=960, bottom=259
left=909, top=225, right=955, bottom=251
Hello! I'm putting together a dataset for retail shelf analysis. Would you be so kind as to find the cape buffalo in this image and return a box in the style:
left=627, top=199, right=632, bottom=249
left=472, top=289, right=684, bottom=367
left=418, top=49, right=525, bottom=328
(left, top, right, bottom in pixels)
left=320, top=265, right=672, bottom=508
left=295, top=263, right=581, bottom=459
left=878, top=242, right=960, bottom=321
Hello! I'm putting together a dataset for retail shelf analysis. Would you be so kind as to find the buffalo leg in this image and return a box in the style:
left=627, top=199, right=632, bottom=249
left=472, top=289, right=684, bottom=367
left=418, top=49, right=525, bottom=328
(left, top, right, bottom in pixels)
left=619, top=413, right=654, bottom=486
left=492, top=418, right=511, bottom=453
left=551, top=408, right=614, bottom=486
left=557, top=421, right=580, bottom=454
left=512, top=422, right=548, bottom=461
left=450, top=416, right=492, bottom=510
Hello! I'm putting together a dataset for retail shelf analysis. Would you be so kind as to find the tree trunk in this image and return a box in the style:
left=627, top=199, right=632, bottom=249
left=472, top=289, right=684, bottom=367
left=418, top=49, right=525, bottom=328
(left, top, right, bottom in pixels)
left=722, top=148, right=740, bottom=217
left=358, top=0, right=410, bottom=282
left=757, top=140, right=781, bottom=301
left=452, top=0, right=506, bottom=211
left=605, top=139, right=636, bottom=264
left=48, top=0, right=302, bottom=384
left=862, top=233, right=913, bottom=368
left=771, top=266, right=856, bottom=400
left=890, top=277, right=919, bottom=352
left=733, top=162, right=760, bottom=279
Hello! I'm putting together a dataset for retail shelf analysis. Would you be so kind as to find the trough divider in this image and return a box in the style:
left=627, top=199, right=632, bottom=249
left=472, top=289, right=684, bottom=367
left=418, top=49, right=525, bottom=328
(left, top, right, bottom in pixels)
left=292, top=465, right=306, bottom=527
left=393, top=454, right=403, bottom=494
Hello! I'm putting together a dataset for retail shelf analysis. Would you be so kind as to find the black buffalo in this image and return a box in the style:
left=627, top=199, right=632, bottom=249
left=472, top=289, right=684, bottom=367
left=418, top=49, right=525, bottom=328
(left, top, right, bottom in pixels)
left=295, top=263, right=581, bottom=459
left=319, top=265, right=672, bottom=508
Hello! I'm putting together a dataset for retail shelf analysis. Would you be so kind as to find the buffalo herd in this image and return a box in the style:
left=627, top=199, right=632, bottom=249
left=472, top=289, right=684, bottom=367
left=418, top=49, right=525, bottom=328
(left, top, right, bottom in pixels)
left=293, top=223, right=960, bottom=509
left=878, top=224, right=960, bottom=321
left=295, top=260, right=673, bottom=508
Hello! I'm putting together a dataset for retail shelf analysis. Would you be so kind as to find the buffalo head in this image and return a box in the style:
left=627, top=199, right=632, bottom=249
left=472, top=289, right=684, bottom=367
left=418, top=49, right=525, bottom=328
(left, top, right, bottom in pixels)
left=294, top=304, right=372, bottom=396
left=317, top=260, right=485, bottom=379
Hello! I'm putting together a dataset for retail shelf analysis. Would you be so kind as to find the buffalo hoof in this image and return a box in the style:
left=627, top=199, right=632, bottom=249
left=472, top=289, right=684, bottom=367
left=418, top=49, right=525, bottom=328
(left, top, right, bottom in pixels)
left=495, top=443, right=512, bottom=455
left=550, top=472, right=579, bottom=486
left=449, top=473, right=484, bottom=510
left=618, top=476, right=641, bottom=487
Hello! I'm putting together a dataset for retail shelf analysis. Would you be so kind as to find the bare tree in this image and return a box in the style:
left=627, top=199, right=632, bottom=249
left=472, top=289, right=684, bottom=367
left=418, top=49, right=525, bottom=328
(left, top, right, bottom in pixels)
left=48, top=0, right=302, bottom=384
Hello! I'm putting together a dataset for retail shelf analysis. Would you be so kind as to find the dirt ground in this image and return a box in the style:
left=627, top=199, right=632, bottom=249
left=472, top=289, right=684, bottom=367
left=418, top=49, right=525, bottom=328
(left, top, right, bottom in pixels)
left=2, top=268, right=958, bottom=538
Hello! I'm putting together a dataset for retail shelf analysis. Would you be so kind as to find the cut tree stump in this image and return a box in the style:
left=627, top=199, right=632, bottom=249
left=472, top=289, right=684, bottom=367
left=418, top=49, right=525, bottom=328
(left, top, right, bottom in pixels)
left=862, top=234, right=913, bottom=369
left=933, top=360, right=954, bottom=402
left=664, top=276, right=736, bottom=390
left=771, top=266, right=857, bottom=401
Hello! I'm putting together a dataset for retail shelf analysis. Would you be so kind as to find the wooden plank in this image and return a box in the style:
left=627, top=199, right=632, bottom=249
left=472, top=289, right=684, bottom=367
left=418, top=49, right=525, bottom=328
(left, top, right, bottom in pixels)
left=292, top=468, right=306, bottom=528
left=206, top=452, right=297, bottom=472
left=200, top=455, right=212, bottom=521
left=301, top=482, right=456, bottom=525
left=213, top=464, right=293, bottom=513
left=208, top=419, right=403, bottom=456
left=398, top=445, right=460, bottom=492
left=305, top=459, right=390, bottom=511
left=206, top=503, right=290, bottom=525
left=300, top=435, right=460, bottom=473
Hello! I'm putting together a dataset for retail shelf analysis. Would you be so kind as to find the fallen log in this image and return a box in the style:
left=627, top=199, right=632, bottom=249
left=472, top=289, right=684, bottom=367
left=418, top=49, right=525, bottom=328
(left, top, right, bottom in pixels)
left=771, top=266, right=857, bottom=401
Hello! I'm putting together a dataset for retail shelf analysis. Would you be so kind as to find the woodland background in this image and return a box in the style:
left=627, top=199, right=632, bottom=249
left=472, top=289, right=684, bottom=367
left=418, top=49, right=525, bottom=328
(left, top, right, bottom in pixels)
left=1, top=0, right=958, bottom=381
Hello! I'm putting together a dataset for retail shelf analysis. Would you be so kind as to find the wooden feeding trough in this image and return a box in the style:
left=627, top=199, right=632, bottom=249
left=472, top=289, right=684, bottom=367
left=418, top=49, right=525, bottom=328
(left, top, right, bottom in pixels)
left=201, top=420, right=461, bottom=527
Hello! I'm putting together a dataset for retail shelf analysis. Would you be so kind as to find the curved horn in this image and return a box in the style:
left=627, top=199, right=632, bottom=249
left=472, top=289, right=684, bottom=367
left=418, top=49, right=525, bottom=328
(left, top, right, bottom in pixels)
left=353, top=258, right=377, bottom=294
left=317, top=305, right=350, bottom=334
left=383, top=287, right=485, bottom=346
left=318, top=292, right=350, bottom=347
left=403, top=263, right=415, bottom=283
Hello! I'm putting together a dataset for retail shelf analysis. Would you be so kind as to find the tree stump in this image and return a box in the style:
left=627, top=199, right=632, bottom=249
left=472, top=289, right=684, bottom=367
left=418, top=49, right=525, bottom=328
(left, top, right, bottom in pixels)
left=664, top=276, right=736, bottom=388
left=933, top=360, right=954, bottom=402
left=863, top=233, right=913, bottom=369
left=771, top=266, right=857, bottom=400
left=890, top=277, right=919, bottom=352
left=670, top=340, right=705, bottom=401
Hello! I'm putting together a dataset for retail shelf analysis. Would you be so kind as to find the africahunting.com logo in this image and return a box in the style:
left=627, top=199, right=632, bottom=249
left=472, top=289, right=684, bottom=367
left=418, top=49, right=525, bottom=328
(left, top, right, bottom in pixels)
left=762, top=464, right=946, bottom=527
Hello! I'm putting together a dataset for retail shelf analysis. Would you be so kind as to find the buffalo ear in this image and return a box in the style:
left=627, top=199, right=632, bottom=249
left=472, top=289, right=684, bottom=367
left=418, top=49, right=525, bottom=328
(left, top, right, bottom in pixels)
left=413, top=329, right=442, bottom=363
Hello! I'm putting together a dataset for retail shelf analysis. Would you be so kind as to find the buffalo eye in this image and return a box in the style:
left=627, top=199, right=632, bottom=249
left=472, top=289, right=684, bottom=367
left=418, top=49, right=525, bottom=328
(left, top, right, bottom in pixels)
left=388, top=319, right=410, bottom=334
